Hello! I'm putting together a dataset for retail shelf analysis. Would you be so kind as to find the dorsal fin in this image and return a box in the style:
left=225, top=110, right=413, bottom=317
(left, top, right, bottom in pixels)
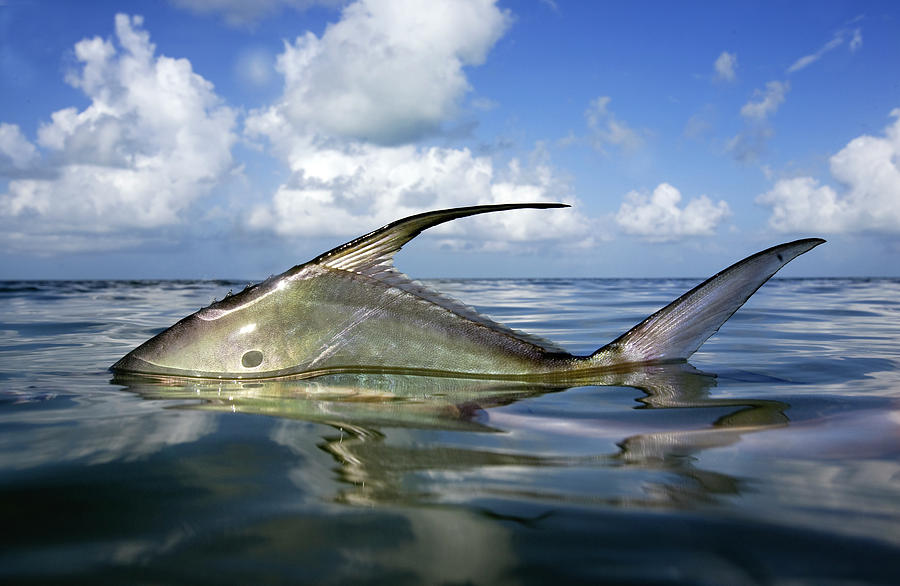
left=306, top=203, right=571, bottom=354
left=311, top=203, right=569, bottom=276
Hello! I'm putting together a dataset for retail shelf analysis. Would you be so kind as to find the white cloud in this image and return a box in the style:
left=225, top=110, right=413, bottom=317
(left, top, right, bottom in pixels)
left=273, top=0, right=511, bottom=145
left=731, top=24, right=863, bottom=164
left=0, top=123, right=38, bottom=170
left=787, top=27, right=862, bottom=74
left=713, top=51, right=737, bottom=82
left=170, top=0, right=342, bottom=28
left=585, top=96, right=643, bottom=153
left=246, top=114, right=596, bottom=248
left=0, top=14, right=237, bottom=253
left=757, top=109, right=900, bottom=234
left=740, top=80, right=789, bottom=121
left=615, top=183, right=731, bottom=242
left=728, top=80, right=788, bottom=162
left=756, top=177, right=844, bottom=233
left=245, top=0, right=598, bottom=250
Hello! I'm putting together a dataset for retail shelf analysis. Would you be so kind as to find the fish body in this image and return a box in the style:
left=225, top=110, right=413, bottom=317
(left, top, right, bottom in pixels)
left=112, top=204, right=823, bottom=380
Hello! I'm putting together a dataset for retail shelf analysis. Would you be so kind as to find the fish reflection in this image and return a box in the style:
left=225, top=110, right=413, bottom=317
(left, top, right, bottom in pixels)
left=316, top=368, right=789, bottom=507
left=115, top=365, right=790, bottom=508
left=113, top=371, right=544, bottom=431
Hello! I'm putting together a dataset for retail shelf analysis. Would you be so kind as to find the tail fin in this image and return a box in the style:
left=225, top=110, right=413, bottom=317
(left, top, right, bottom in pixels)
left=591, top=238, right=824, bottom=367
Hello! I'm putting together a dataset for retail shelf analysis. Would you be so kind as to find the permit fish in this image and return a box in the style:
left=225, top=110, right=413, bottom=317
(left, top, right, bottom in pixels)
left=112, top=204, right=823, bottom=380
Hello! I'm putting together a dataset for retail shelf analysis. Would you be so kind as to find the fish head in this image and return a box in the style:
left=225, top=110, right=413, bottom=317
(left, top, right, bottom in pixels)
left=112, top=277, right=311, bottom=379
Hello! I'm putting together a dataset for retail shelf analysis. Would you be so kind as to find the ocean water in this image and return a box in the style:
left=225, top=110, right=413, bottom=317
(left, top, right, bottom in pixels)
left=1, top=277, right=899, bottom=584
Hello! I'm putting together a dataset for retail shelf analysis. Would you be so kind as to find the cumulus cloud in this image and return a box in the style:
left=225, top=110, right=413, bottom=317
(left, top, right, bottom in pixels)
left=757, top=109, right=900, bottom=234
left=271, top=0, right=511, bottom=145
left=756, top=177, right=844, bottom=233
left=245, top=0, right=597, bottom=250
left=246, top=108, right=595, bottom=248
left=0, top=15, right=237, bottom=253
left=0, top=123, right=38, bottom=170
left=585, top=96, right=643, bottom=154
left=615, top=183, right=731, bottom=242
left=170, top=0, right=342, bottom=28
left=713, top=51, right=737, bottom=82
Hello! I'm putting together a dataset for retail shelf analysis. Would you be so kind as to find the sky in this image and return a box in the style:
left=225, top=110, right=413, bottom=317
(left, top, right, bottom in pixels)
left=1, top=0, right=899, bottom=280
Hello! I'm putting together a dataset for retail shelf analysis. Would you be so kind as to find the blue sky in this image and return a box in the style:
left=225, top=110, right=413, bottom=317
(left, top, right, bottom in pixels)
left=1, top=0, right=898, bottom=279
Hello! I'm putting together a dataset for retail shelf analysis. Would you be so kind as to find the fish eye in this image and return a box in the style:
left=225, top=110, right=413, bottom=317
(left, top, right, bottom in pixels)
left=241, top=350, right=264, bottom=368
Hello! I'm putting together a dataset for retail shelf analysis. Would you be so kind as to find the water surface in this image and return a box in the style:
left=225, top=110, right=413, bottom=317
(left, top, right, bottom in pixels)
left=1, top=278, right=899, bottom=584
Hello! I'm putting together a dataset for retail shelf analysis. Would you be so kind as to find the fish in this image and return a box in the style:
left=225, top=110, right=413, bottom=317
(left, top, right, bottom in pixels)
left=111, top=203, right=824, bottom=381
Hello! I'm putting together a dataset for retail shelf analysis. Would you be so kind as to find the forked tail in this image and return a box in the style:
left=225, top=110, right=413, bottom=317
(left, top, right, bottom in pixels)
left=590, top=238, right=825, bottom=368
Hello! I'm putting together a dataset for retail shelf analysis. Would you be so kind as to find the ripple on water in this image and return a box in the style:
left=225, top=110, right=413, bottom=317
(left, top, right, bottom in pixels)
left=0, top=278, right=898, bottom=583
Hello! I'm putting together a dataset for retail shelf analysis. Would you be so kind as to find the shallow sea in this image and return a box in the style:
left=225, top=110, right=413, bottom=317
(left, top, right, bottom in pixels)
left=1, top=278, right=899, bottom=584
